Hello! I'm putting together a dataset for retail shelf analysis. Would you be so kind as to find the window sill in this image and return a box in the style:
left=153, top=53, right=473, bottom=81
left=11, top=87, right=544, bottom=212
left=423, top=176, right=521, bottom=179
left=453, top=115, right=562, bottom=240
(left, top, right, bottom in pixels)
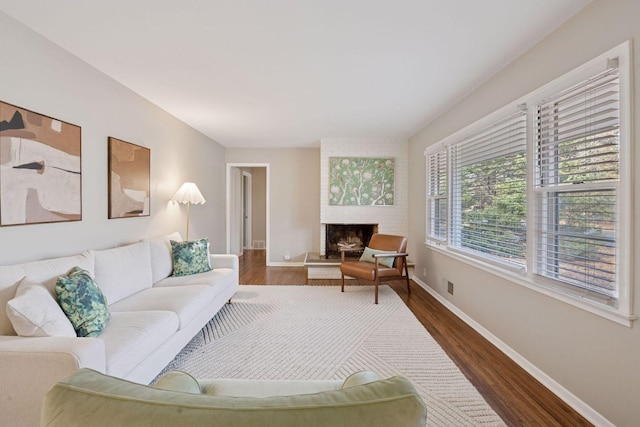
left=424, top=242, right=636, bottom=327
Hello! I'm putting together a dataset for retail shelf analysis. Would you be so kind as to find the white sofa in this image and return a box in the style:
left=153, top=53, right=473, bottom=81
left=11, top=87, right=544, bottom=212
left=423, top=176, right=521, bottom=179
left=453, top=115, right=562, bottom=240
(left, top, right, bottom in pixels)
left=0, top=232, right=239, bottom=427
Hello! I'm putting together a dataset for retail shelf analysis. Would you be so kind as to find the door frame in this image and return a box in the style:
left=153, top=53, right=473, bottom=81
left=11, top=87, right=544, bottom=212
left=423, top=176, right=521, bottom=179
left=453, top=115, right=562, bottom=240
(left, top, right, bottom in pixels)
left=226, top=163, right=270, bottom=263
left=242, top=171, right=252, bottom=250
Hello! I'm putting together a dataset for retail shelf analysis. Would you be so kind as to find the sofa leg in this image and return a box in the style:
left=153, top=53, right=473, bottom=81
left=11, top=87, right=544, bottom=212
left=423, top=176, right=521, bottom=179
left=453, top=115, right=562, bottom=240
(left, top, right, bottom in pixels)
left=227, top=299, right=232, bottom=304
left=341, top=273, right=345, bottom=293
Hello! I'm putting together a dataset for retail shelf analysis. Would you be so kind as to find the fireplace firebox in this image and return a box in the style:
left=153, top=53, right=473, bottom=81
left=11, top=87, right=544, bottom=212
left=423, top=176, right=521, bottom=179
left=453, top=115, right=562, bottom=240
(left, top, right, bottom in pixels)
left=325, top=224, right=378, bottom=259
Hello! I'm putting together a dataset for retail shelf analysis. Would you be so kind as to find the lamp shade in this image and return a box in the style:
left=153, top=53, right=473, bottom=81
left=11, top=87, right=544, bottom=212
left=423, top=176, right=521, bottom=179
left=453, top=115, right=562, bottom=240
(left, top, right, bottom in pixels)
left=171, top=182, right=206, bottom=205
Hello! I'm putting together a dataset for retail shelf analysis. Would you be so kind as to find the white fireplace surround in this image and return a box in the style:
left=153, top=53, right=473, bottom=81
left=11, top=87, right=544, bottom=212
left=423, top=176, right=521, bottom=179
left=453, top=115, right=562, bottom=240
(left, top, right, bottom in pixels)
left=319, top=138, right=408, bottom=256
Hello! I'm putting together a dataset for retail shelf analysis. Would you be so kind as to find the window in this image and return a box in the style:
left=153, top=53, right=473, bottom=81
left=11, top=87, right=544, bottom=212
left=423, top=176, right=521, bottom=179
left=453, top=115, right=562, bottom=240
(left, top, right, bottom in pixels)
left=427, top=148, right=447, bottom=242
left=424, top=42, right=632, bottom=324
left=534, top=67, right=620, bottom=305
left=451, top=110, right=527, bottom=267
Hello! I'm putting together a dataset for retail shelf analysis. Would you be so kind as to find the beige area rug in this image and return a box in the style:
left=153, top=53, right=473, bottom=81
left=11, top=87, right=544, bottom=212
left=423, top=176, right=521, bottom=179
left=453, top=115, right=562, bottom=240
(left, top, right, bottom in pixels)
left=160, top=285, right=505, bottom=426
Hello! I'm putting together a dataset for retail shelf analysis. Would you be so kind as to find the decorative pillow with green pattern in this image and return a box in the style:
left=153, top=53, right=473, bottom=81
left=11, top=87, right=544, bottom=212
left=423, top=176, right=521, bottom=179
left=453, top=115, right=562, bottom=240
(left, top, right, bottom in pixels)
left=55, top=266, right=110, bottom=337
left=170, top=238, right=212, bottom=277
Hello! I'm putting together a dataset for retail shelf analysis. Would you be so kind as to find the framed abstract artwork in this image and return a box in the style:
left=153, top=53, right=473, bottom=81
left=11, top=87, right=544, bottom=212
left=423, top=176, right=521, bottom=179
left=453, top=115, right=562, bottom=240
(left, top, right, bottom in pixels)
left=329, top=157, right=395, bottom=206
left=108, top=137, right=150, bottom=219
left=0, top=101, right=82, bottom=226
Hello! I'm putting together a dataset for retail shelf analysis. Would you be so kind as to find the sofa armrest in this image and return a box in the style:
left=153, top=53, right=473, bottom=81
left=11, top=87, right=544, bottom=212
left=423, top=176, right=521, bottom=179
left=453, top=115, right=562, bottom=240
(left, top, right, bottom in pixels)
left=0, top=336, right=106, bottom=427
left=209, top=254, right=239, bottom=271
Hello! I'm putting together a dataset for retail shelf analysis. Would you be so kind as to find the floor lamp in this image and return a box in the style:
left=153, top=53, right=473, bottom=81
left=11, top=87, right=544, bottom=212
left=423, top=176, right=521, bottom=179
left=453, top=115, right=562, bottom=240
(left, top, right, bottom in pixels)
left=171, top=182, right=206, bottom=240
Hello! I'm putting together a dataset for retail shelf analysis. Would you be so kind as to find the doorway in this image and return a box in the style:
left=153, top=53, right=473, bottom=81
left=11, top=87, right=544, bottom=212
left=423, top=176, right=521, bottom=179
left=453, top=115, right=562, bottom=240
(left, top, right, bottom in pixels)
left=226, top=163, right=269, bottom=263
left=242, top=171, right=251, bottom=250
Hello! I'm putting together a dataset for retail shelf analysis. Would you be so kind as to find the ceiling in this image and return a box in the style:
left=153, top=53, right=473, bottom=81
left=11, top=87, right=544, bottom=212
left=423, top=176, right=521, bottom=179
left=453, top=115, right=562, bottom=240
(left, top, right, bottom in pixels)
left=0, top=1, right=590, bottom=148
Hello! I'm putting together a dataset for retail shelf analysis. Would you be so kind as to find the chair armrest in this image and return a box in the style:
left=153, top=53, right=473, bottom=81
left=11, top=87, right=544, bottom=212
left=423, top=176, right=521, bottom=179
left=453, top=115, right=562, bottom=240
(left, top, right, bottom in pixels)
left=372, top=252, right=408, bottom=258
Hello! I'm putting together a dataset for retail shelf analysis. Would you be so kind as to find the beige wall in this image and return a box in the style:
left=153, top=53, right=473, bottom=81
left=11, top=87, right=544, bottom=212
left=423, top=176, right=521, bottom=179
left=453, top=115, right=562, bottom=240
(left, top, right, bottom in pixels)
left=0, top=12, right=227, bottom=263
left=249, top=167, right=267, bottom=245
left=226, top=148, right=320, bottom=264
left=408, top=1, right=639, bottom=425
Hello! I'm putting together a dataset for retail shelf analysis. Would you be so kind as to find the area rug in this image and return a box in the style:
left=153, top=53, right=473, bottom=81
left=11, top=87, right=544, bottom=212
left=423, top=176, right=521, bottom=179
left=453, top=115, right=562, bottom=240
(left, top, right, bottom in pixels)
left=160, top=285, right=505, bottom=426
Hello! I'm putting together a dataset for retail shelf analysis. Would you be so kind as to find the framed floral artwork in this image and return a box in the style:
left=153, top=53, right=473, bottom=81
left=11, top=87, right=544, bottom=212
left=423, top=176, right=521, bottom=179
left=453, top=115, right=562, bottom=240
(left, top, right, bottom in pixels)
left=329, top=157, right=395, bottom=205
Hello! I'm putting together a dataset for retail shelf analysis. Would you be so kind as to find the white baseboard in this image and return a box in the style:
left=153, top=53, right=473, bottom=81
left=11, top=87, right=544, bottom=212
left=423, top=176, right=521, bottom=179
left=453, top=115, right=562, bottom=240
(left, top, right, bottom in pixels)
left=411, top=277, right=613, bottom=427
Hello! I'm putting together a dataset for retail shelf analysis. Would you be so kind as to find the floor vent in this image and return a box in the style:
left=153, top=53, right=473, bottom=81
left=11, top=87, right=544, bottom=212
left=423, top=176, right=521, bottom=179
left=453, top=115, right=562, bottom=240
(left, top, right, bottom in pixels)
left=252, top=240, right=266, bottom=249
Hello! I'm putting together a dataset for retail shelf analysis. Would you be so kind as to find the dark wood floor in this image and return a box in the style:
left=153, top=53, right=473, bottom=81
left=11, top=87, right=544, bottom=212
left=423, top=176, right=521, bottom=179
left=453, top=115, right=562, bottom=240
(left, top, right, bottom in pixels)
left=239, top=250, right=591, bottom=427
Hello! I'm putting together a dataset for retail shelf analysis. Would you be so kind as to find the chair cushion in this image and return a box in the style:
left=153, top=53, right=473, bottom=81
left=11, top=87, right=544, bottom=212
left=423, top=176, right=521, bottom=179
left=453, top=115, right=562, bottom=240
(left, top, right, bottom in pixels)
left=340, top=261, right=400, bottom=281
left=342, top=371, right=382, bottom=388
left=153, top=371, right=201, bottom=394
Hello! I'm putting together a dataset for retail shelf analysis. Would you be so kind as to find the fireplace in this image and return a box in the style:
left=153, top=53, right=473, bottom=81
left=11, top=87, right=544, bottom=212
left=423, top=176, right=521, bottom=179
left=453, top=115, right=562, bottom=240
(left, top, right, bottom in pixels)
left=325, top=224, right=378, bottom=259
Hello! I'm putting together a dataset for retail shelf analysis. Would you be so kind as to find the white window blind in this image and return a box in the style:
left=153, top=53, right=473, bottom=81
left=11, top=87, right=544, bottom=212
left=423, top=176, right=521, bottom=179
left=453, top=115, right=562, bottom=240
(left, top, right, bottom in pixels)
left=451, top=110, right=527, bottom=265
left=427, top=149, right=447, bottom=242
left=534, top=66, right=619, bottom=301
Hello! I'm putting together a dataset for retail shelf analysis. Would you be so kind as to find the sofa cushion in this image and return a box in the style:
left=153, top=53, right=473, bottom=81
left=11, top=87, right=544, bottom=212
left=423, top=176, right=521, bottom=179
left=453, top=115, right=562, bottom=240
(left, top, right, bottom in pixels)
left=154, top=267, right=236, bottom=293
left=6, top=277, right=76, bottom=337
left=145, top=232, right=182, bottom=283
left=96, top=311, right=179, bottom=378
left=56, top=267, right=110, bottom=337
left=0, top=251, right=94, bottom=336
left=92, top=241, right=153, bottom=305
left=170, top=239, right=212, bottom=277
left=108, top=285, right=215, bottom=329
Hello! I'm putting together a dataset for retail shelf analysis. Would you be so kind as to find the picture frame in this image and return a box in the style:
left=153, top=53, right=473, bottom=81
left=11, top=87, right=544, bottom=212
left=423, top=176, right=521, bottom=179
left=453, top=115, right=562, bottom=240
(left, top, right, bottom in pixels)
left=0, top=101, right=82, bottom=226
left=329, top=157, right=395, bottom=206
left=108, top=137, right=150, bottom=219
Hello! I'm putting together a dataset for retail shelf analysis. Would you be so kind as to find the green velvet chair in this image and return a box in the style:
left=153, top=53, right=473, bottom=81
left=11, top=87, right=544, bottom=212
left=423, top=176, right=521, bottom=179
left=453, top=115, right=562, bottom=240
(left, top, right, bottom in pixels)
left=41, top=368, right=427, bottom=427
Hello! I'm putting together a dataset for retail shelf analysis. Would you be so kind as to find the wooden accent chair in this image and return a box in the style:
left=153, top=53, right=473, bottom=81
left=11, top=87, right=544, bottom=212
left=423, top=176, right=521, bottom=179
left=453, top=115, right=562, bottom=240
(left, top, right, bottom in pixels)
left=340, top=234, right=410, bottom=304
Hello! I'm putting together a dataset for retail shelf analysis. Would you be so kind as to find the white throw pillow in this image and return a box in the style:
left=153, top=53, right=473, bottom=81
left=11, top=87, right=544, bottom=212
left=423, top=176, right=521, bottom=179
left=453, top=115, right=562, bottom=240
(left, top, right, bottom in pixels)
left=6, top=277, right=76, bottom=337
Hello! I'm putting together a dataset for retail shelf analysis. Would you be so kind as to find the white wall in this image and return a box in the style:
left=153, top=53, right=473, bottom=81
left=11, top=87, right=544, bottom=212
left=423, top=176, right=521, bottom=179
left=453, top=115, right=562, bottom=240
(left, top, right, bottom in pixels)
left=0, top=12, right=227, bottom=263
left=225, top=148, right=320, bottom=264
left=408, top=1, right=639, bottom=425
left=320, top=138, right=408, bottom=255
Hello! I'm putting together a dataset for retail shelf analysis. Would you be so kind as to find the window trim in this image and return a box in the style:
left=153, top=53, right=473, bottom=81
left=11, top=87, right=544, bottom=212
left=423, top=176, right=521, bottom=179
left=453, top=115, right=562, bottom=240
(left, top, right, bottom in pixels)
left=424, top=40, right=634, bottom=327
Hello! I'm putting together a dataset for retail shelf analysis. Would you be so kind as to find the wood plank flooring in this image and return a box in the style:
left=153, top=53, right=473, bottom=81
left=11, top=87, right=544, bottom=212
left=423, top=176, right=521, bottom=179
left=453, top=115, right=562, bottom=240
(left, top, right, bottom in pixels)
left=239, top=249, right=592, bottom=427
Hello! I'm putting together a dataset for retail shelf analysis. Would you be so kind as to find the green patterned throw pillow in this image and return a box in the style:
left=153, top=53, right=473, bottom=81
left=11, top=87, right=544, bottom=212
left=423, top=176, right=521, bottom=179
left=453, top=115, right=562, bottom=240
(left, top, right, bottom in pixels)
left=171, top=238, right=212, bottom=277
left=55, top=267, right=110, bottom=337
left=359, top=247, right=396, bottom=268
